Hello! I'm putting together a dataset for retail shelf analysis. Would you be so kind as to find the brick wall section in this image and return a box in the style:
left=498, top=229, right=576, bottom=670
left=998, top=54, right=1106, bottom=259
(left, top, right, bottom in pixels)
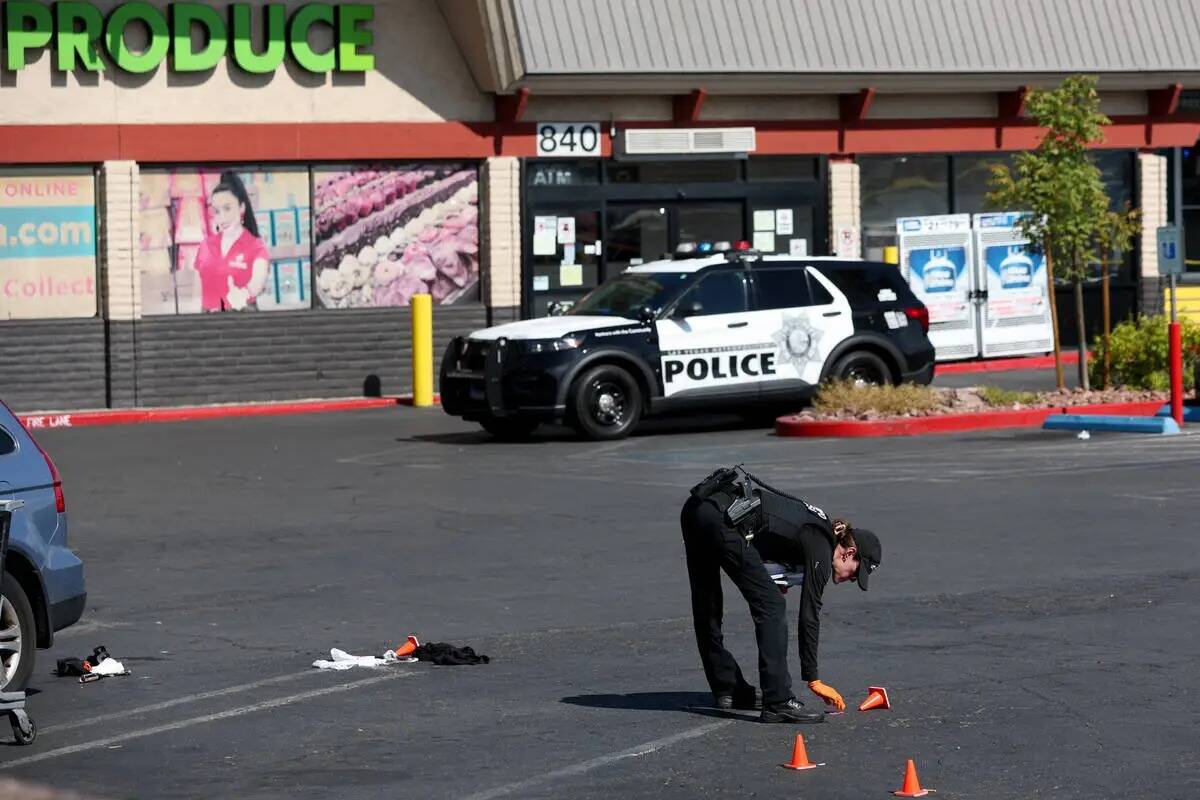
left=99, top=161, right=140, bottom=321
left=118, top=305, right=487, bottom=407
left=1137, top=153, right=1167, bottom=315
left=0, top=319, right=109, bottom=412
left=482, top=157, right=522, bottom=311
left=828, top=160, right=861, bottom=256
left=99, top=161, right=141, bottom=408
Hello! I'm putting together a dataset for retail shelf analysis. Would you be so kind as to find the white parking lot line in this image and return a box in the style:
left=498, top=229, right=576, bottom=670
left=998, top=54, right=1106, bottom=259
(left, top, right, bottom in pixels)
left=41, top=670, right=319, bottom=734
left=463, top=720, right=733, bottom=800
left=2, top=671, right=417, bottom=770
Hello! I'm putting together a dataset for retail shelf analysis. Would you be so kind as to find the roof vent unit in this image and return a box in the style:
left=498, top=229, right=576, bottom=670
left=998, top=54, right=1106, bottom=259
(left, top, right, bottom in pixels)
left=620, top=127, right=756, bottom=157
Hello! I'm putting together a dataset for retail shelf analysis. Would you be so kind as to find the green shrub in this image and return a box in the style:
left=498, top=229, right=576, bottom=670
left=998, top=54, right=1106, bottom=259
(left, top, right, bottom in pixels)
left=1090, top=315, right=1200, bottom=390
left=978, top=385, right=1039, bottom=406
left=813, top=380, right=941, bottom=416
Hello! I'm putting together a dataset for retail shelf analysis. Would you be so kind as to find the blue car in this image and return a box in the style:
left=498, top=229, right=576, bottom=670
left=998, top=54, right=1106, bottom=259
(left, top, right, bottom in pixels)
left=0, top=400, right=86, bottom=690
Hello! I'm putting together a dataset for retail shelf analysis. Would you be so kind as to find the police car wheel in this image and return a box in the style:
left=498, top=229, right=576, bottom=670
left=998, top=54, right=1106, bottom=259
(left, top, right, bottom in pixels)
left=479, top=417, right=540, bottom=440
left=832, top=351, right=894, bottom=387
left=570, top=365, right=642, bottom=440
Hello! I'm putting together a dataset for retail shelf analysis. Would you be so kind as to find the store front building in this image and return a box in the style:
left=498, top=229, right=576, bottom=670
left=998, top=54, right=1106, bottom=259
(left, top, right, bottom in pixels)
left=2, top=0, right=1198, bottom=411
left=522, top=156, right=826, bottom=317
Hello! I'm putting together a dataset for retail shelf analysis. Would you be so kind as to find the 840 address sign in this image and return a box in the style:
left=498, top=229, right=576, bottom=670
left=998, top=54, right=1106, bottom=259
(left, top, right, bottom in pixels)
left=536, top=123, right=602, bottom=158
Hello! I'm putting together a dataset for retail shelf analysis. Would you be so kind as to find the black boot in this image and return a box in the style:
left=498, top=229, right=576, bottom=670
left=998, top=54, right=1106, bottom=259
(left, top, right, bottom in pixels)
left=715, top=685, right=761, bottom=711
left=760, top=697, right=824, bottom=724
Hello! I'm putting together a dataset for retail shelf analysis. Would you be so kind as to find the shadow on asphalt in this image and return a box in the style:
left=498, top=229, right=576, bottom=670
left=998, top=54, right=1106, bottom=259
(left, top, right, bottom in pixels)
left=400, top=414, right=778, bottom=446
left=560, top=692, right=762, bottom=722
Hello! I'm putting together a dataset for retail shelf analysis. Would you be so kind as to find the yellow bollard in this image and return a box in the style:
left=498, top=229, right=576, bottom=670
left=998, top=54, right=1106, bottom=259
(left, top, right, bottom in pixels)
left=883, top=245, right=899, bottom=266
left=411, top=294, right=433, bottom=407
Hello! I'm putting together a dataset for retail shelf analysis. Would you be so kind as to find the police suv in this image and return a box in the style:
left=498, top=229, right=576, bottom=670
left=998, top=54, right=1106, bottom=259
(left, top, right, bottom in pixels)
left=440, top=245, right=935, bottom=440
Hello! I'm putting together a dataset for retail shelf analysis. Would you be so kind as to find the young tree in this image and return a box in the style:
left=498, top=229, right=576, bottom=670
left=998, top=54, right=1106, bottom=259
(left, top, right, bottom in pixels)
left=987, top=75, right=1138, bottom=391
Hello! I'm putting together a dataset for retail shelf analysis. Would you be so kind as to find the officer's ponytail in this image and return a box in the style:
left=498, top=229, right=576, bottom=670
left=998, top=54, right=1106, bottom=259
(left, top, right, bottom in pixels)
left=833, top=519, right=857, bottom=549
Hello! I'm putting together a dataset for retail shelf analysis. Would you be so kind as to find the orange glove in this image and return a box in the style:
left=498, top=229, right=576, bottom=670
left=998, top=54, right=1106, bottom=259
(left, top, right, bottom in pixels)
left=808, top=680, right=846, bottom=711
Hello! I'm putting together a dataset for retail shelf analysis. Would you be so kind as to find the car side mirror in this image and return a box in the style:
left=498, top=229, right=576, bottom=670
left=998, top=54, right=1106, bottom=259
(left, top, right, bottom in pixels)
left=674, top=300, right=703, bottom=318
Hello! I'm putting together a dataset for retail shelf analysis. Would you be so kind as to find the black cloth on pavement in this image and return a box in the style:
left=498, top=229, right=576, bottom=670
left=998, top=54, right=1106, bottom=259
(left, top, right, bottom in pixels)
left=414, top=642, right=490, bottom=665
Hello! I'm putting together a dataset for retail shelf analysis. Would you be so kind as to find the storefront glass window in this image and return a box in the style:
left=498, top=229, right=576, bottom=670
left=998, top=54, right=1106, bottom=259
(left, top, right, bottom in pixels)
left=1185, top=146, right=1200, bottom=273
left=678, top=203, right=744, bottom=248
left=140, top=166, right=312, bottom=315
left=313, top=164, right=480, bottom=309
left=0, top=168, right=98, bottom=320
left=749, top=204, right=814, bottom=255
left=952, top=154, right=1013, bottom=216
left=606, top=205, right=669, bottom=269
left=860, top=155, right=950, bottom=260
left=1185, top=209, right=1200, bottom=274
left=529, top=208, right=601, bottom=317
left=607, top=160, right=741, bottom=184
left=747, top=157, right=819, bottom=182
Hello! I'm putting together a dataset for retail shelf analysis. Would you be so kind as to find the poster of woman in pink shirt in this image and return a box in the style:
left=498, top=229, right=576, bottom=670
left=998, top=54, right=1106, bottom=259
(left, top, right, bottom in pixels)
left=196, top=172, right=271, bottom=312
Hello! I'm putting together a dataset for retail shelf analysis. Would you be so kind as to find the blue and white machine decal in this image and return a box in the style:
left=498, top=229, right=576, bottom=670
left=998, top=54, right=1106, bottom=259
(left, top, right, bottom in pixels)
left=908, top=246, right=970, bottom=323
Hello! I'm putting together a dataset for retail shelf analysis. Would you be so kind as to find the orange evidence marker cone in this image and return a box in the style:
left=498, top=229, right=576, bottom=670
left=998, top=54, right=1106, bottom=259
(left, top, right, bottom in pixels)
left=780, top=733, right=824, bottom=770
left=893, top=759, right=934, bottom=797
left=859, top=686, right=891, bottom=712
left=393, top=635, right=420, bottom=658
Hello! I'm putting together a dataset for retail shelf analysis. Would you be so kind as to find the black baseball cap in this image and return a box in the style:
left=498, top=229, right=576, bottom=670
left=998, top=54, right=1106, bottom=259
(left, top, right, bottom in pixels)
left=853, top=529, right=882, bottom=591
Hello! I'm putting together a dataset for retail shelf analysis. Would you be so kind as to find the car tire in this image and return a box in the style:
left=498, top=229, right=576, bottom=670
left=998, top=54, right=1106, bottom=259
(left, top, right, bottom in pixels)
left=569, top=364, right=643, bottom=441
left=479, top=417, right=540, bottom=441
left=0, top=573, right=36, bottom=692
left=831, top=351, right=894, bottom=387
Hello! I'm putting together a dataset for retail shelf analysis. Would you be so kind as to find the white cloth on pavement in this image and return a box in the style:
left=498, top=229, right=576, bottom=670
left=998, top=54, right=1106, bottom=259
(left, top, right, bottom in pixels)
left=313, top=648, right=417, bottom=670
left=90, top=657, right=130, bottom=676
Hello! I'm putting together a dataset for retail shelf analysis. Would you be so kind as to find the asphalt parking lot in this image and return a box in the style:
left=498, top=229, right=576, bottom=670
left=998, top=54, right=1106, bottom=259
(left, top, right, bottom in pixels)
left=4, top=407, right=1199, bottom=798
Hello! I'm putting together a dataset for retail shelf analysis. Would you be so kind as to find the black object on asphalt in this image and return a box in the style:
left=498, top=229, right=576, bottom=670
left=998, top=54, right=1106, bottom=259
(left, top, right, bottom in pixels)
left=413, top=643, right=490, bottom=665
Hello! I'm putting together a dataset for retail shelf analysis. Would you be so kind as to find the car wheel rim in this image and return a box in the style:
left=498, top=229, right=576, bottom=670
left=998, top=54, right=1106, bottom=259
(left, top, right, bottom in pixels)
left=590, top=381, right=626, bottom=426
left=0, top=595, right=21, bottom=688
left=846, top=364, right=883, bottom=387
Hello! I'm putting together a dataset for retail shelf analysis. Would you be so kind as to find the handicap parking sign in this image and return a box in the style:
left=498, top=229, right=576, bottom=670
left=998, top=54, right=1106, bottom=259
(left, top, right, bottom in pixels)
left=1157, top=226, right=1182, bottom=276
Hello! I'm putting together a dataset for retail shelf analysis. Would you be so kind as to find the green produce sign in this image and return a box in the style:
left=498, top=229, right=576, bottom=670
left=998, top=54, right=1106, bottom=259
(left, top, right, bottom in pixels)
left=3, top=2, right=374, bottom=74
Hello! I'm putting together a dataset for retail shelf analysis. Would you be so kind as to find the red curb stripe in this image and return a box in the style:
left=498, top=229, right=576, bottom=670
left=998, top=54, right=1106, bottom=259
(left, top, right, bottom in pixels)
left=16, top=395, right=442, bottom=431
left=775, top=400, right=1165, bottom=438
left=937, top=351, right=1083, bottom=374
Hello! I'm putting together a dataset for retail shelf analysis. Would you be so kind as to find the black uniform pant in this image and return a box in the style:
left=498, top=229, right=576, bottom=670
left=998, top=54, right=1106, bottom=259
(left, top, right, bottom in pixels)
left=680, top=494, right=793, bottom=706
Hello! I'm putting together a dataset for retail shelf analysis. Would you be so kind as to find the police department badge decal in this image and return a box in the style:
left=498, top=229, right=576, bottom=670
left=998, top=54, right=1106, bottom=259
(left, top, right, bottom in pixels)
left=772, top=313, right=822, bottom=369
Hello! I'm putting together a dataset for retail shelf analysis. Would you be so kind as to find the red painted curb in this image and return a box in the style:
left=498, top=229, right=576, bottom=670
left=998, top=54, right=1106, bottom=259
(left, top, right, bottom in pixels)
left=775, top=400, right=1165, bottom=438
left=16, top=395, right=442, bottom=431
left=937, top=351, right=1083, bottom=374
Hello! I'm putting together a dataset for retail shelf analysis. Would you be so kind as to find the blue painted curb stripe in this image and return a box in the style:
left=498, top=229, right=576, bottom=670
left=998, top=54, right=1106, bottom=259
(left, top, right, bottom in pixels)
left=1155, top=404, right=1200, bottom=422
left=1043, top=415, right=1181, bottom=435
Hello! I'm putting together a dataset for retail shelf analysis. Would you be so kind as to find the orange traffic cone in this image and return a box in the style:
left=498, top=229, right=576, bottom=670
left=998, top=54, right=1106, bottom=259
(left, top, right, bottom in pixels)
left=859, top=686, right=891, bottom=712
left=780, top=733, right=823, bottom=770
left=893, top=759, right=933, bottom=797
left=393, top=635, right=420, bottom=658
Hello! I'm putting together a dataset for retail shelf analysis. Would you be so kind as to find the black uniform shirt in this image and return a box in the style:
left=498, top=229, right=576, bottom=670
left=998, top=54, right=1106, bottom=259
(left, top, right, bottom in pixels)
left=750, top=490, right=836, bottom=683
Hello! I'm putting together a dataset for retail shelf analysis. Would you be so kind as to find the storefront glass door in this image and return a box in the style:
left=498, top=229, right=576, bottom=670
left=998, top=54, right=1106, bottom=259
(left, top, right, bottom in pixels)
left=606, top=201, right=745, bottom=269
left=527, top=206, right=602, bottom=317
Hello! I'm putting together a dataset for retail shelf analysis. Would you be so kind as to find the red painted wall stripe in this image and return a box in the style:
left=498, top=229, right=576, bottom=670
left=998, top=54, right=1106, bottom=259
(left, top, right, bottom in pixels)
left=1, top=116, right=1196, bottom=164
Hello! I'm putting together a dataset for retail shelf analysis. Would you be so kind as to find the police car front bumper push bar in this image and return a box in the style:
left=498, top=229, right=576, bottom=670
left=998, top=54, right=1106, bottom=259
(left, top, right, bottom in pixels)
left=0, top=500, right=36, bottom=745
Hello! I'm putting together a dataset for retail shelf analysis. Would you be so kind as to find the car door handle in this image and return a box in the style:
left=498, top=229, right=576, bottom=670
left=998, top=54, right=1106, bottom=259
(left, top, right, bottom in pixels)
left=822, top=311, right=842, bottom=317
left=727, top=321, right=748, bottom=328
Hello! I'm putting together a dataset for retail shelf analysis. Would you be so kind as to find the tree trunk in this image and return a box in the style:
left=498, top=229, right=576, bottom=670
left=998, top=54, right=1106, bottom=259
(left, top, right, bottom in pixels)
left=1074, top=278, right=1089, bottom=391
left=1044, top=238, right=1065, bottom=391
left=1102, top=263, right=1112, bottom=389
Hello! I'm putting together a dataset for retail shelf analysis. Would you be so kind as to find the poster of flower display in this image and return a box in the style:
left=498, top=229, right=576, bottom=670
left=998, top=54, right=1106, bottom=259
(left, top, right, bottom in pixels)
left=312, top=164, right=480, bottom=309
